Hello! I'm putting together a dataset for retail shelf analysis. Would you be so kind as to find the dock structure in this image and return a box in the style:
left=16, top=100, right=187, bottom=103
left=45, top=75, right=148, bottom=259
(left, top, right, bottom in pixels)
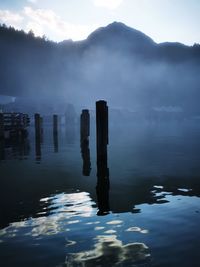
left=0, top=112, right=30, bottom=139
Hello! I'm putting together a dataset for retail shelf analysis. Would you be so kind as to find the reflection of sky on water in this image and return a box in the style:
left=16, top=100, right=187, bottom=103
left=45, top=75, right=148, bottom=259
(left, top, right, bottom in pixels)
left=40, top=191, right=95, bottom=218
left=1, top=123, right=200, bottom=266
left=0, top=191, right=150, bottom=266
left=1, top=189, right=200, bottom=266
left=0, top=192, right=96, bottom=238
left=66, top=235, right=150, bottom=266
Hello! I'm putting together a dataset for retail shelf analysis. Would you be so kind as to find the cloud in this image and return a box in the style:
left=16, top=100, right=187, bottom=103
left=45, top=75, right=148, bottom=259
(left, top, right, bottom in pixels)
left=93, top=0, right=123, bottom=9
left=27, top=0, right=38, bottom=3
left=0, top=6, right=95, bottom=41
left=0, top=9, right=23, bottom=27
left=23, top=6, right=95, bottom=41
left=26, top=21, right=44, bottom=36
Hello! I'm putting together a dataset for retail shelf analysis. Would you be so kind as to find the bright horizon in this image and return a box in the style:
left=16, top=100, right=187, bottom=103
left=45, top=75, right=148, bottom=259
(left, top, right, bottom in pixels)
left=0, top=0, right=200, bottom=45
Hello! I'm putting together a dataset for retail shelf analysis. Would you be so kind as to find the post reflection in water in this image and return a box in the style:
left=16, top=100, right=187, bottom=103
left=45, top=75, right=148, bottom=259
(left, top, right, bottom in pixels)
left=0, top=134, right=30, bottom=161
left=0, top=139, right=5, bottom=161
left=53, top=132, right=58, bottom=153
left=12, top=134, right=30, bottom=160
left=80, top=109, right=91, bottom=176
left=96, top=145, right=110, bottom=216
left=80, top=138, right=91, bottom=176
left=35, top=136, right=41, bottom=162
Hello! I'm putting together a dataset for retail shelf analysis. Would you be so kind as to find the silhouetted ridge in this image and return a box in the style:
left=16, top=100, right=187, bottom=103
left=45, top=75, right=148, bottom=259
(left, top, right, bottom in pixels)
left=86, top=21, right=155, bottom=48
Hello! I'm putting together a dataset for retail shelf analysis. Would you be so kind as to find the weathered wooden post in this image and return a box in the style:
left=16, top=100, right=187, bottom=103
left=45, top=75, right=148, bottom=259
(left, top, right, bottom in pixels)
left=34, top=113, right=41, bottom=137
left=96, top=100, right=110, bottom=215
left=34, top=113, right=41, bottom=161
left=0, top=112, right=4, bottom=139
left=96, top=100, right=108, bottom=161
left=80, top=109, right=90, bottom=141
left=53, top=114, right=58, bottom=153
left=53, top=114, right=58, bottom=134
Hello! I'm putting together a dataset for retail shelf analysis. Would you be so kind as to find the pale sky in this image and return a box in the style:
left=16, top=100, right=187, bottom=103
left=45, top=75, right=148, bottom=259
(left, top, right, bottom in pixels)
left=0, top=0, right=199, bottom=45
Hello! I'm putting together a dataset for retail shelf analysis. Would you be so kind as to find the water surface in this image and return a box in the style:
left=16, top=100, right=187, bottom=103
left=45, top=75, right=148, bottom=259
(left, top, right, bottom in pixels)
left=0, top=121, right=200, bottom=267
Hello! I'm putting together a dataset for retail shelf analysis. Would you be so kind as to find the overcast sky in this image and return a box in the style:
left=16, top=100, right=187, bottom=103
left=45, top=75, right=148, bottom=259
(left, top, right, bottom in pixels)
left=0, top=0, right=199, bottom=45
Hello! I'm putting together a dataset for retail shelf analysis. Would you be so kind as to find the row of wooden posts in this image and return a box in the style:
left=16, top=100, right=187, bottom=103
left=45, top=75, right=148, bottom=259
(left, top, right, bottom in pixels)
left=0, top=101, right=108, bottom=138
left=34, top=100, right=108, bottom=153
left=34, top=99, right=108, bottom=157
left=35, top=101, right=110, bottom=214
left=1, top=102, right=109, bottom=165
left=1, top=101, right=110, bottom=215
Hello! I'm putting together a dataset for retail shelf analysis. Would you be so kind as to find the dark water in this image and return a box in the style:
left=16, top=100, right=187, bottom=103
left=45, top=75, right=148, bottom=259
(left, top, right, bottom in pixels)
left=0, top=120, right=200, bottom=267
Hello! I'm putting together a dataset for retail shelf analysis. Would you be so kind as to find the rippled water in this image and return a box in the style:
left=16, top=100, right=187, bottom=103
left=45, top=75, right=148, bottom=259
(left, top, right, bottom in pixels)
left=0, top=121, right=200, bottom=267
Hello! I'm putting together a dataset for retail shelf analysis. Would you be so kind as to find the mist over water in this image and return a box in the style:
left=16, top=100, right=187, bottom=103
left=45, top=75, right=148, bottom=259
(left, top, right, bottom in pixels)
left=0, top=22, right=200, bottom=118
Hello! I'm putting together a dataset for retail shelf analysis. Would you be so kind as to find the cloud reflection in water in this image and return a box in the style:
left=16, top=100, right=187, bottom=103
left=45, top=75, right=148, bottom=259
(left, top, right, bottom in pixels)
left=66, top=234, right=150, bottom=266
left=0, top=191, right=150, bottom=266
left=0, top=192, right=96, bottom=238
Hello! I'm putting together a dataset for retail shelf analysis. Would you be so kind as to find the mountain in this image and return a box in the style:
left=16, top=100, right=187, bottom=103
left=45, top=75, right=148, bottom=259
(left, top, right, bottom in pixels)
left=86, top=22, right=155, bottom=48
left=83, top=22, right=200, bottom=62
left=0, top=22, right=200, bottom=115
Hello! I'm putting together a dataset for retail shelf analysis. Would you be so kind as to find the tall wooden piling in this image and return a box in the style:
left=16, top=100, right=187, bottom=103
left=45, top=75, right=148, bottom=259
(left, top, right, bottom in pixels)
left=96, top=100, right=108, bottom=161
left=53, top=114, right=58, bottom=134
left=80, top=109, right=90, bottom=141
left=34, top=113, right=41, bottom=137
left=53, top=114, right=58, bottom=152
left=96, top=100, right=110, bottom=215
left=0, top=113, right=4, bottom=139
left=34, top=113, right=41, bottom=161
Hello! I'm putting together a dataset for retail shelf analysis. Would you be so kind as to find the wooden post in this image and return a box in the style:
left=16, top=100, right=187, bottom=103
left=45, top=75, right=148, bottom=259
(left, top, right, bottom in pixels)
left=80, top=109, right=90, bottom=141
left=34, top=113, right=41, bottom=138
left=96, top=100, right=108, bottom=161
left=34, top=113, right=41, bottom=161
left=53, top=114, right=58, bottom=153
left=96, top=100, right=109, bottom=215
left=0, top=113, right=4, bottom=139
left=53, top=114, right=58, bottom=134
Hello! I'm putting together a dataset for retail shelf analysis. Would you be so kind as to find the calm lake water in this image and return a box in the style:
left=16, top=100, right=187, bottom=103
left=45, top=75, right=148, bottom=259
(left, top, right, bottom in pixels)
left=0, top=119, right=200, bottom=267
